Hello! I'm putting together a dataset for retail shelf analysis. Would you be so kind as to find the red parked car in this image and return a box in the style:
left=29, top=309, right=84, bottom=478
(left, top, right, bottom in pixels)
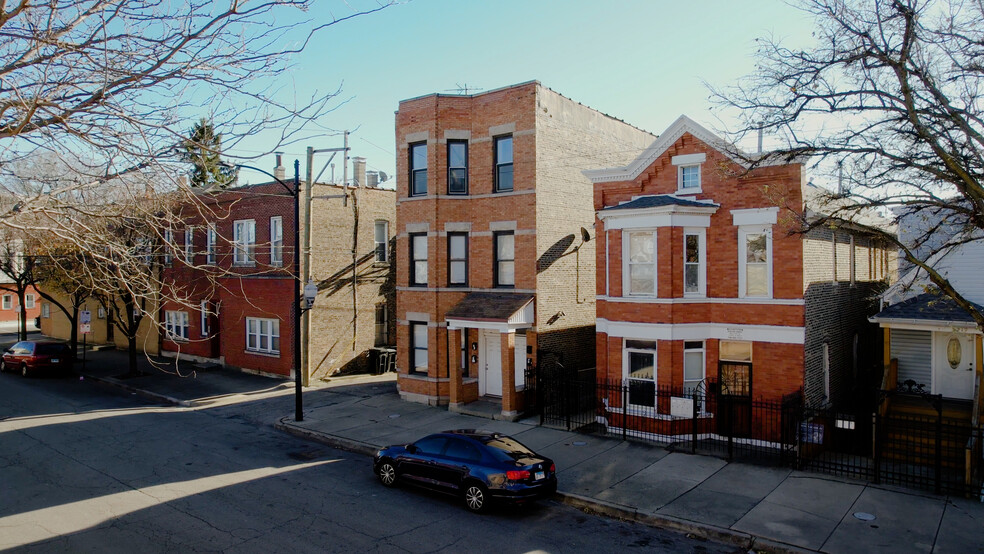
left=1, top=341, right=74, bottom=377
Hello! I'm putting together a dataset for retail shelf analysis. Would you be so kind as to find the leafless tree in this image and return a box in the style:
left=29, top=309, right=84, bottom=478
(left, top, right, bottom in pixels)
left=711, top=0, right=984, bottom=331
left=0, top=1, right=392, bottom=367
left=0, top=230, right=37, bottom=340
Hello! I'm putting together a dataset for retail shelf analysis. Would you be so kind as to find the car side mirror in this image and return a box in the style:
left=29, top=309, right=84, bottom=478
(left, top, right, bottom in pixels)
left=406, top=444, right=417, bottom=454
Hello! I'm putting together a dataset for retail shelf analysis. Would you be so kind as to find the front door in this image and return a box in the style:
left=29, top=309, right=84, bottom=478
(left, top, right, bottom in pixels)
left=480, top=330, right=502, bottom=397
left=717, top=361, right=752, bottom=437
left=935, top=332, right=975, bottom=400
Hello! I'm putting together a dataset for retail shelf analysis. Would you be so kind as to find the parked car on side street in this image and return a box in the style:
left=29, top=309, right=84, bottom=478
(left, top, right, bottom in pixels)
left=373, top=429, right=557, bottom=513
left=0, top=341, right=74, bottom=377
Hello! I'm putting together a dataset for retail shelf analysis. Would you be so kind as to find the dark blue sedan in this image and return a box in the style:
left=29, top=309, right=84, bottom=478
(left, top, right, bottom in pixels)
left=373, top=429, right=557, bottom=512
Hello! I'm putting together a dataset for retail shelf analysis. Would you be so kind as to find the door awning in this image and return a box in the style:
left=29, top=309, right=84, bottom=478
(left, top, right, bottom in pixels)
left=445, top=292, right=535, bottom=331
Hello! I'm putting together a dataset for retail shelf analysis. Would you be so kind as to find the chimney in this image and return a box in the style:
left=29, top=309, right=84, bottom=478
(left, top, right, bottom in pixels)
left=352, top=156, right=366, bottom=188
left=274, top=152, right=285, bottom=181
left=366, top=171, right=379, bottom=188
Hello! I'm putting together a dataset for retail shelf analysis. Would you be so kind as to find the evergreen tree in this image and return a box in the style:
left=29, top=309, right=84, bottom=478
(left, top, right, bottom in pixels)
left=183, top=118, right=234, bottom=188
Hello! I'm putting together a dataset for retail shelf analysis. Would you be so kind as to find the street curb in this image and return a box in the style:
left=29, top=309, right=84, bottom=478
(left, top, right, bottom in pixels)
left=76, top=372, right=192, bottom=408
left=275, top=420, right=379, bottom=457
left=272, top=420, right=817, bottom=554
left=556, top=493, right=815, bottom=554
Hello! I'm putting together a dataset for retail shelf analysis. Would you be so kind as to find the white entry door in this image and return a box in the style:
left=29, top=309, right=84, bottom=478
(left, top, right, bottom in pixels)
left=480, top=330, right=502, bottom=397
left=935, top=332, right=975, bottom=400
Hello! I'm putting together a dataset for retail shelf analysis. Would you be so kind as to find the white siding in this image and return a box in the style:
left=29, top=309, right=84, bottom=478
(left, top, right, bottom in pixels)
left=891, top=329, right=932, bottom=388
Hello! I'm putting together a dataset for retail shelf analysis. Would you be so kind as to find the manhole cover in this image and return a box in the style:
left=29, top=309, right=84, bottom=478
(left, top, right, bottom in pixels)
left=853, top=512, right=876, bottom=521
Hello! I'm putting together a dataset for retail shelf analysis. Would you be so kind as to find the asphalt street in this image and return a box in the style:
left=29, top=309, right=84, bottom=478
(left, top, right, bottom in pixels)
left=0, top=367, right=741, bottom=553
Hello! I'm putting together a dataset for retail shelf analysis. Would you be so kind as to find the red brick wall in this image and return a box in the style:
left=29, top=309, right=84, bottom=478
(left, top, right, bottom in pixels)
left=0, top=285, right=41, bottom=322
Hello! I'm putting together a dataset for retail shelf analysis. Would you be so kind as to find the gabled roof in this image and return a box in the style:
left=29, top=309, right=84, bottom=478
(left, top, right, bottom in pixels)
left=600, top=194, right=719, bottom=212
left=870, top=293, right=983, bottom=327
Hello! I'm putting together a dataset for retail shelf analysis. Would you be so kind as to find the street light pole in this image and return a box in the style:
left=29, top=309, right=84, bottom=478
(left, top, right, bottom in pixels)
left=228, top=160, right=304, bottom=422
left=293, top=159, right=303, bottom=422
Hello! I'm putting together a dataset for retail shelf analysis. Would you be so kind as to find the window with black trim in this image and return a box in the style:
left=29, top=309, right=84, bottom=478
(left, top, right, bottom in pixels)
left=409, top=233, right=427, bottom=286
left=374, top=220, right=389, bottom=263
left=494, top=135, right=513, bottom=192
left=375, top=304, right=388, bottom=346
left=410, top=322, right=428, bottom=374
left=410, top=142, right=427, bottom=196
left=448, top=232, right=468, bottom=286
left=493, top=231, right=515, bottom=287
left=448, top=140, right=468, bottom=194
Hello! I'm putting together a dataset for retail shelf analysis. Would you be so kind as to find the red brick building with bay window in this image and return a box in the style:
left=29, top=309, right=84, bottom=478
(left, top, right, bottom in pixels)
left=587, top=115, right=894, bottom=438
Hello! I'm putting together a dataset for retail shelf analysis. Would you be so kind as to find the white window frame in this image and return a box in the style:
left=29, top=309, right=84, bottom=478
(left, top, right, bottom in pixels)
left=623, top=339, right=658, bottom=411
left=206, top=224, right=217, bottom=264
left=184, top=228, right=194, bottom=262
left=738, top=225, right=773, bottom=299
left=683, top=228, right=706, bottom=297
left=672, top=153, right=705, bottom=194
left=24, top=293, right=35, bottom=309
left=246, top=317, right=280, bottom=355
left=374, top=220, right=389, bottom=263
left=270, top=216, right=283, bottom=266
left=2, top=295, right=11, bottom=310
left=410, top=233, right=428, bottom=286
left=41, top=302, right=50, bottom=318
left=410, top=321, right=428, bottom=374
left=623, top=230, right=657, bottom=297
left=165, top=310, right=189, bottom=341
left=493, top=231, right=514, bottom=287
left=163, top=229, right=173, bottom=265
left=200, top=301, right=209, bottom=338
left=233, top=219, right=256, bottom=265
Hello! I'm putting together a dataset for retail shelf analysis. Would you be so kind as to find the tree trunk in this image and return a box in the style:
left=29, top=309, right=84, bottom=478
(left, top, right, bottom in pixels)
left=70, top=306, right=79, bottom=359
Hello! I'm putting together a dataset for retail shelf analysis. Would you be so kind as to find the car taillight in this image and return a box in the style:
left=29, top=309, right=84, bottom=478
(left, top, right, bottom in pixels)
left=549, top=463, right=556, bottom=473
left=506, top=470, right=530, bottom=481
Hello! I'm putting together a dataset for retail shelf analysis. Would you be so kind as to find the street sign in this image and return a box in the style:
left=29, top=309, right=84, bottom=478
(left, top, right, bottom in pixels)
left=80, top=310, right=91, bottom=324
left=80, top=323, right=91, bottom=334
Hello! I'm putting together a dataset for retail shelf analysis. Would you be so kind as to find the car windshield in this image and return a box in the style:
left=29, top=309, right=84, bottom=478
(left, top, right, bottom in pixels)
left=483, top=436, right=538, bottom=462
left=35, top=344, right=68, bottom=355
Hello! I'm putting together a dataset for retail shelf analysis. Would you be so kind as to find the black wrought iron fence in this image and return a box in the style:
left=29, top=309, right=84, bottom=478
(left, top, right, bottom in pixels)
left=523, top=372, right=983, bottom=498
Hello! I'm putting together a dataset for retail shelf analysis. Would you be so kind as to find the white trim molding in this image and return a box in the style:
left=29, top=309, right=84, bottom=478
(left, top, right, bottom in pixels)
left=598, top=202, right=718, bottom=230
left=598, top=295, right=804, bottom=306
left=597, top=318, right=805, bottom=344
left=672, top=153, right=707, bottom=166
left=731, top=207, right=779, bottom=226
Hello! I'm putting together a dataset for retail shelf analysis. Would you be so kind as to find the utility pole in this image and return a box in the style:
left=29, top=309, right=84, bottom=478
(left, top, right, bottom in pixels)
left=301, top=133, right=350, bottom=384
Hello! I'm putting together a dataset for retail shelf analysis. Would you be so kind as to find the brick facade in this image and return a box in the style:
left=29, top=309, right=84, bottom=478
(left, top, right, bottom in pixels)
left=394, top=81, right=654, bottom=415
left=590, top=116, right=895, bottom=438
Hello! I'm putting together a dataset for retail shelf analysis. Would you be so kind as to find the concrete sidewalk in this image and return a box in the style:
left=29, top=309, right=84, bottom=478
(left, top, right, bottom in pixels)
left=19, top=342, right=981, bottom=553
left=276, top=383, right=984, bottom=554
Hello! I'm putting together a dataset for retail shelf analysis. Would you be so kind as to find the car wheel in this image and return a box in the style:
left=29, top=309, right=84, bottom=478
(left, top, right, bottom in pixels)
left=377, top=461, right=397, bottom=487
left=462, top=482, right=490, bottom=513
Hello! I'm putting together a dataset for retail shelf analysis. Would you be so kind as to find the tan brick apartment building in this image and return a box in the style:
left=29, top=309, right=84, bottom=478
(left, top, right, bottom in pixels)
left=394, top=81, right=655, bottom=418
left=587, top=116, right=895, bottom=438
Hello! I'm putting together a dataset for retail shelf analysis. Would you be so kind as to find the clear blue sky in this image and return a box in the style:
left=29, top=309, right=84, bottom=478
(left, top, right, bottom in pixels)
left=230, top=0, right=816, bottom=185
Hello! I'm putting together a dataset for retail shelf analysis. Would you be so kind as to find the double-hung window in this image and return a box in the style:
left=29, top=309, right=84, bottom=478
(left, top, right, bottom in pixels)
left=184, top=228, right=194, bottom=262
left=738, top=226, right=772, bottom=298
left=42, top=303, right=50, bottom=318
left=246, top=317, right=280, bottom=354
left=165, top=311, right=189, bottom=341
left=409, top=233, right=427, bottom=286
left=683, top=341, right=705, bottom=408
left=673, top=153, right=705, bottom=193
left=200, top=301, right=210, bottom=337
left=448, top=140, right=468, bottom=194
left=233, top=219, right=256, bottom=265
left=270, top=216, right=283, bottom=266
left=684, top=229, right=706, bottom=296
left=448, top=233, right=468, bottom=286
left=2, top=295, right=10, bottom=310
left=206, top=224, right=216, bottom=264
left=25, top=294, right=35, bottom=309
left=374, top=304, right=388, bottom=346
left=163, top=229, right=173, bottom=265
left=493, top=231, right=514, bottom=287
left=410, top=322, right=428, bottom=374
left=625, top=340, right=657, bottom=410
left=494, top=136, right=513, bottom=192
left=625, top=231, right=656, bottom=296
left=374, top=221, right=389, bottom=263
left=410, top=142, right=427, bottom=196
